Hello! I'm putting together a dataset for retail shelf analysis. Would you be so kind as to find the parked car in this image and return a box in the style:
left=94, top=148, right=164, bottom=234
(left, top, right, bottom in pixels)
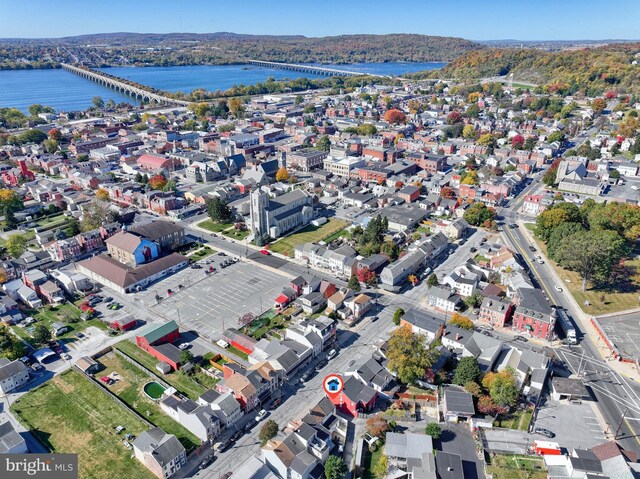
left=301, top=370, right=315, bottom=382
left=61, top=353, right=72, bottom=360
left=537, top=259, right=544, bottom=264
left=215, top=439, right=231, bottom=452
left=535, top=428, right=555, bottom=438
left=191, top=264, right=202, bottom=269
left=260, top=250, right=271, bottom=255
left=554, top=285, right=563, bottom=292
left=31, top=363, right=44, bottom=371
left=103, top=297, right=113, bottom=303
left=255, top=409, right=268, bottom=422
left=178, top=342, right=191, bottom=350
left=370, top=315, right=379, bottom=323
left=470, top=247, right=477, bottom=253
left=327, top=349, right=338, bottom=360
left=232, top=429, right=244, bottom=441
left=528, top=246, right=537, bottom=252
left=74, top=332, right=85, bottom=339
left=514, top=335, right=528, bottom=343
left=199, top=454, right=215, bottom=470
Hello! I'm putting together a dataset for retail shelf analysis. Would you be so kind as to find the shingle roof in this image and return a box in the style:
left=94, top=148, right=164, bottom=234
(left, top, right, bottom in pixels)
left=0, top=359, right=27, bottom=382
left=105, top=231, right=143, bottom=253
left=128, top=221, right=183, bottom=242
left=138, top=320, right=179, bottom=345
left=0, top=421, right=25, bottom=453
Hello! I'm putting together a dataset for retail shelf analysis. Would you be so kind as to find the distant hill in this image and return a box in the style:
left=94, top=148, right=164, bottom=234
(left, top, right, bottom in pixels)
left=0, top=32, right=482, bottom=68
left=409, top=43, right=640, bottom=95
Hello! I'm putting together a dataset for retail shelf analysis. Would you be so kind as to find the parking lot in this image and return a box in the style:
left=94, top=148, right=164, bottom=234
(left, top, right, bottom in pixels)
left=533, top=399, right=607, bottom=450
left=596, top=313, right=640, bottom=361
left=137, top=256, right=292, bottom=340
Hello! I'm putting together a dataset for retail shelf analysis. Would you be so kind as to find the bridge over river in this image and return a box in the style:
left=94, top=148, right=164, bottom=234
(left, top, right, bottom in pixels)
left=61, top=64, right=191, bottom=106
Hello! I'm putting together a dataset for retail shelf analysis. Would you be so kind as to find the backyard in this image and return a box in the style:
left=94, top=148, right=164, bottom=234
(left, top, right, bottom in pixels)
left=269, top=219, right=349, bottom=256
left=494, top=408, right=533, bottom=431
left=114, top=340, right=211, bottom=400
left=486, top=454, right=547, bottom=479
left=99, top=352, right=200, bottom=451
left=11, top=370, right=155, bottom=479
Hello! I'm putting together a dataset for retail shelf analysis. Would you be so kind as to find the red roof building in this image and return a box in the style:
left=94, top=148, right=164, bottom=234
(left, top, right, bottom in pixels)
left=136, top=154, right=180, bottom=171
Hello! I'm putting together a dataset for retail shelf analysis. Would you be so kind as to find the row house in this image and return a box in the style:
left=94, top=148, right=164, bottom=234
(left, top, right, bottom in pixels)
left=47, top=237, right=83, bottom=262
left=294, top=243, right=357, bottom=277
left=216, top=362, right=281, bottom=412
left=197, top=390, right=243, bottom=430
left=426, top=285, right=462, bottom=313
left=512, top=288, right=556, bottom=341
left=479, top=296, right=514, bottom=328
left=159, top=395, right=221, bottom=444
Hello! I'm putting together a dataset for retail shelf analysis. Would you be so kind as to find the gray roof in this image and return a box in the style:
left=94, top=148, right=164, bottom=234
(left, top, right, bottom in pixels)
left=132, top=427, right=185, bottom=467
left=435, top=451, right=464, bottom=479
left=0, top=359, right=27, bottom=381
left=0, top=421, right=25, bottom=453
left=401, top=309, right=443, bottom=335
left=443, top=386, right=475, bottom=415
left=385, top=432, right=433, bottom=460
left=552, top=377, right=589, bottom=397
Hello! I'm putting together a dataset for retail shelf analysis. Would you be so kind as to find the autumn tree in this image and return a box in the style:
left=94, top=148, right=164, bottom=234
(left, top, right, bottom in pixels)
left=511, top=134, right=525, bottom=149
left=228, top=97, right=244, bottom=117
left=384, top=109, right=407, bottom=125
left=592, top=98, right=607, bottom=115
left=356, top=267, right=377, bottom=287
left=477, top=395, right=508, bottom=416
left=275, top=167, right=289, bottom=182
left=482, top=369, right=519, bottom=407
left=80, top=200, right=116, bottom=232
left=462, top=124, right=476, bottom=139
left=0, top=189, right=23, bottom=228
left=48, top=128, right=62, bottom=141
left=449, top=313, right=474, bottom=331
left=440, top=187, right=455, bottom=199
left=366, top=414, right=390, bottom=437
left=148, top=174, right=168, bottom=190
left=259, top=420, right=279, bottom=446
left=386, top=325, right=435, bottom=385
left=477, top=133, right=496, bottom=148
left=447, top=111, right=463, bottom=125
left=95, top=188, right=109, bottom=201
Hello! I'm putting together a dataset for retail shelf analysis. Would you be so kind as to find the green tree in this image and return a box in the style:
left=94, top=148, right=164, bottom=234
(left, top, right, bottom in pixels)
left=43, top=138, right=58, bottom=153
left=463, top=202, right=496, bottom=227
left=259, top=419, right=279, bottom=446
left=392, top=308, right=405, bottom=326
left=92, top=96, right=105, bottom=109
left=348, top=274, right=361, bottom=293
left=554, top=229, right=629, bottom=291
left=547, top=131, right=565, bottom=143
left=33, top=323, right=52, bottom=344
left=372, top=450, right=388, bottom=478
left=184, top=119, right=198, bottom=130
left=207, top=198, right=232, bottom=223
left=426, top=274, right=439, bottom=287
left=0, top=325, right=26, bottom=360
left=463, top=291, right=483, bottom=309
left=535, top=208, right=570, bottom=241
left=453, top=357, right=482, bottom=386
left=358, top=123, right=378, bottom=136
left=17, top=129, right=47, bottom=144
left=0, top=189, right=23, bottom=228
left=547, top=222, right=585, bottom=259
left=80, top=200, right=115, bottom=232
left=424, top=423, right=442, bottom=439
left=316, top=135, right=331, bottom=151
left=64, top=218, right=81, bottom=238
left=180, top=350, right=194, bottom=365
left=386, top=325, right=436, bottom=385
left=6, top=234, right=28, bottom=258
left=380, top=240, right=399, bottom=260
left=488, top=369, right=520, bottom=407
left=324, top=455, right=347, bottom=479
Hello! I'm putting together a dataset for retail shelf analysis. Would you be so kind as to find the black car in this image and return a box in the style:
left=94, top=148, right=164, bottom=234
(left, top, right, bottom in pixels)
left=470, top=247, right=477, bottom=253
left=370, top=315, right=379, bottom=322
left=199, top=454, right=215, bottom=470
left=232, top=430, right=244, bottom=442
left=534, top=428, right=555, bottom=438
left=528, top=245, right=537, bottom=252
left=191, top=264, right=202, bottom=269
left=103, top=297, right=113, bottom=303
left=244, top=422, right=254, bottom=432
left=514, top=335, right=528, bottom=343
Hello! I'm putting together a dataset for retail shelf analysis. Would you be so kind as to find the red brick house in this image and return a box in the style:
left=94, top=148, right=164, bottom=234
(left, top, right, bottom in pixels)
left=479, top=297, right=513, bottom=328
left=2, top=160, right=35, bottom=186
left=397, top=185, right=421, bottom=203
left=511, top=288, right=556, bottom=341
left=328, top=376, right=377, bottom=417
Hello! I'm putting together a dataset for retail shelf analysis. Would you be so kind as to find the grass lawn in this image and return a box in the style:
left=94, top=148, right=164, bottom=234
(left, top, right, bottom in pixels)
left=35, top=214, right=67, bottom=231
left=114, top=340, right=206, bottom=400
left=486, top=454, right=547, bottom=479
left=227, top=344, right=249, bottom=361
left=494, top=408, right=533, bottom=431
left=269, top=219, right=349, bottom=256
left=11, top=370, right=155, bottom=479
left=363, top=447, right=384, bottom=479
left=198, top=220, right=233, bottom=233
left=222, top=228, right=251, bottom=240
left=524, top=223, right=536, bottom=232
left=99, top=352, right=200, bottom=451
left=190, top=246, right=215, bottom=261
left=534, top=238, right=640, bottom=315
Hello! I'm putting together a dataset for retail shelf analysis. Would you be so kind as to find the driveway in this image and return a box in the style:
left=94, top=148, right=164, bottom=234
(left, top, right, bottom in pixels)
left=439, top=423, right=485, bottom=479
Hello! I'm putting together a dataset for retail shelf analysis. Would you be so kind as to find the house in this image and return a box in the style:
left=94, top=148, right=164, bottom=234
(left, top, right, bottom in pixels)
left=327, top=376, right=376, bottom=417
left=442, top=385, right=475, bottom=422
left=217, top=362, right=281, bottom=412
left=512, top=288, right=556, bottom=341
left=136, top=321, right=183, bottom=371
left=295, top=292, right=327, bottom=315
left=591, top=441, right=636, bottom=479
left=400, top=308, right=444, bottom=343
left=345, top=355, right=394, bottom=397
left=105, top=231, right=160, bottom=267
left=222, top=328, right=257, bottom=355
left=479, top=296, right=513, bottom=328
left=0, top=359, right=30, bottom=394
left=385, top=432, right=435, bottom=479
left=432, top=218, right=468, bottom=240
left=442, top=266, right=480, bottom=298
left=0, top=421, right=28, bottom=454
left=16, top=284, right=42, bottom=309
left=550, top=377, right=590, bottom=402
left=522, top=195, right=545, bottom=216
left=197, top=389, right=244, bottom=429
left=342, top=293, right=373, bottom=320
left=160, top=395, right=221, bottom=443
left=75, top=356, right=101, bottom=374
left=51, top=321, right=70, bottom=337
left=133, top=427, right=186, bottom=479
left=426, top=285, right=462, bottom=313
left=294, top=243, right=357, bottom=277
left=249, top=189, right=313, bottom=240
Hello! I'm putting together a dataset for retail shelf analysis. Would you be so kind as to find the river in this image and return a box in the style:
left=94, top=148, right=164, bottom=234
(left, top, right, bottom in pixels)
left=0, top=62, right=445, bottom=113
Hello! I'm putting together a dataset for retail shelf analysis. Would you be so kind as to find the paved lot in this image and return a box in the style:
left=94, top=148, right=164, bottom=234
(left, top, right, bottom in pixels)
left=533, top=399, right=607, bottom=450
left=483, top=428, right=531, bottom=454
left=139, top=259, right=292, bottom=340
left=596, top=313, right=640, bottom=361
left=440, top=423, right=485, bottom=479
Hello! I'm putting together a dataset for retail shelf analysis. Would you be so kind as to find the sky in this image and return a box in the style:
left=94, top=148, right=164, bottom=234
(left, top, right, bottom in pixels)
left=0, top=0, right=638, bottom=41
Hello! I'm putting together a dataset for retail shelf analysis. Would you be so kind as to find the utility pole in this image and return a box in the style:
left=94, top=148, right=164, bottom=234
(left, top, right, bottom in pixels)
left=615, top=408, right=630, bottom=439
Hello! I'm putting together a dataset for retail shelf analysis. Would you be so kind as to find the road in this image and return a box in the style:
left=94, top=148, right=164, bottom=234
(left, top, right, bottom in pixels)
left=500, top=179, right=640, bottom=455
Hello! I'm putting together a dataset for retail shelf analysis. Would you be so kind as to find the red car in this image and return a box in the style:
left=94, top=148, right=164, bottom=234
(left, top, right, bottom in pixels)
left=260, top=250, right=270, bottom=255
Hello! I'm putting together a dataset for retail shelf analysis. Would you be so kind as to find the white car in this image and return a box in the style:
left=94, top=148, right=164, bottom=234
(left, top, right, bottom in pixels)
left=178, top=342, right=191, bottom=350
left=554, top=285, right=563, bottom=292
left=537, top=259, right=544, bottom=264
left=61, top=353, right=72, bottom=360
left=255, top=409, right=268, bottom=422
left=327, top=349, right=338, bottom=360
